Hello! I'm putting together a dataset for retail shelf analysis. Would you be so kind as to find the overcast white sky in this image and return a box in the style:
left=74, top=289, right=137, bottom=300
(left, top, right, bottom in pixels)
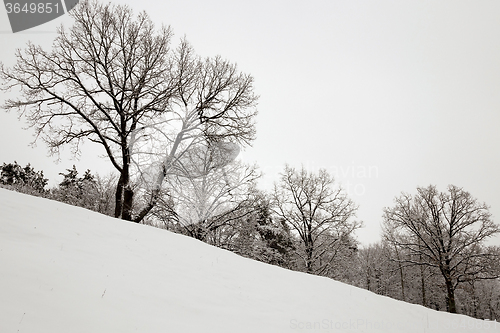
left=1, top=1, right=500, bottom=246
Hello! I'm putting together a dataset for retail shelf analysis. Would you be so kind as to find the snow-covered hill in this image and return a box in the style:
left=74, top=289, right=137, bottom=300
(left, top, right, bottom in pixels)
left=0, top=188, right=497, bottom=332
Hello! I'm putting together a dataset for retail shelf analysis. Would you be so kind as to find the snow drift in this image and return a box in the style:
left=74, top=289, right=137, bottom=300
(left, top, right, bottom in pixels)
left=0, top=188, right=497, bottom=332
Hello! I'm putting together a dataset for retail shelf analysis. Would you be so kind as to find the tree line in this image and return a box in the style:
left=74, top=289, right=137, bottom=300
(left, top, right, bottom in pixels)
left=1, top=0, right=499, bottom=320
left=0, top=161, right=116, bottom=216
left=2, top=160, right=499, bottom=319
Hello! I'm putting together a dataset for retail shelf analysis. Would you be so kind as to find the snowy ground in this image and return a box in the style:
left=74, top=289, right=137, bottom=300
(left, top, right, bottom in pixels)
left=0, top=188, right=498, bottom=332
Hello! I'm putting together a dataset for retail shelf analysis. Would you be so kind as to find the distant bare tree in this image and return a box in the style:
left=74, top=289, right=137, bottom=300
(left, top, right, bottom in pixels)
left=0, top=0, right=257, bottom=222
left=382, top=185, right=500, bottom=313
left=164, top=141, right=259, bottom=242
left=272, top=165, right=361, bottom=274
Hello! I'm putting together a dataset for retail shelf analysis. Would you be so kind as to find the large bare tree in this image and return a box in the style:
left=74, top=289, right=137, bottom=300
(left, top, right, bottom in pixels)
left=382, top=185, right=500, bottom=313
left=0, top=0, right=257, bottom=222
left=272, top=165, right=361, bottom=274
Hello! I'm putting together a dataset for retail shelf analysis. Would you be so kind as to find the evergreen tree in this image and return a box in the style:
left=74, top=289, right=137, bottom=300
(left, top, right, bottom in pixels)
left=52, top=165, right=100, bottom=210
left=0, top=161, right=48, bottom=193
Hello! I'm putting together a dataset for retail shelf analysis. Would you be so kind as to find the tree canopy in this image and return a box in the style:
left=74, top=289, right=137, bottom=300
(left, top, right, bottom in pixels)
left=382, top=185, right=500, bottom=313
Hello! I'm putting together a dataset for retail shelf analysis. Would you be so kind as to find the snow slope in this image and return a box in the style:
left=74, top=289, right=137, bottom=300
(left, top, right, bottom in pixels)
left=0, top=188, right=498, bottom=333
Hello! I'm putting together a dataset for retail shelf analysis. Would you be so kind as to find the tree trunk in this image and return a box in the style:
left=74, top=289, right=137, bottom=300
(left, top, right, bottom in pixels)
left=304, top=242, right=313, bottom=273
left=114, top=173, right=124, bottom=218
left=418, top=249, right=427, bottom=307
left=115, top=145, right=135, bottom=221
left=441, top=258, right=457, bottom=314
left=305, top=231, right=314, bottom=273
left=122, top=186, right=134, bottom=221
left=394, top=245, right=406, bottom=301
left=471, top=282, right=477, bottom=318
left=420, top=264, right=427, bottom=307
left=366, top=266, right=371, bottom=291
left=134, top=173, right=163, bottom=223
left=444, top=274, right=457, bottom=313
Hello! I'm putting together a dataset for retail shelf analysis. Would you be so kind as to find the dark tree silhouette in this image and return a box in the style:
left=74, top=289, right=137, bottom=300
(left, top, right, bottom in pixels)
left=1, top=0, right=257, bottom=222
left=0, top=161, right=48, bottom=193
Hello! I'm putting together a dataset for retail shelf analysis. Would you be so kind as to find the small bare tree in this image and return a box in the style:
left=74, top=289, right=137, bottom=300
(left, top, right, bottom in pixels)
left=382, top=185, right=500, bottom=313
left=272, top=165, right=361, bottom=274
left=0, top=0, right=257, bottom=222
left=163, top=141, right=260, bottom=243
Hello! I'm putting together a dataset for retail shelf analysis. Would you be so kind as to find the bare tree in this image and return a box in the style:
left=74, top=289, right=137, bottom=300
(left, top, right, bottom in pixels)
left=382, top=185, right=500, bottom=313
left=164, top=141, right=260, bottom=242
left=272, top=165, right=361, bottom=274
left=356, top=242, right=393, bottom=295
left=0, top=0, right=257, bottom=223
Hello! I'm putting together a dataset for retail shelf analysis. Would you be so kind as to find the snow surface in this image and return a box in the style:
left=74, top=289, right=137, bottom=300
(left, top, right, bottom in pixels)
left=0, top=188, right=498, bottom=333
